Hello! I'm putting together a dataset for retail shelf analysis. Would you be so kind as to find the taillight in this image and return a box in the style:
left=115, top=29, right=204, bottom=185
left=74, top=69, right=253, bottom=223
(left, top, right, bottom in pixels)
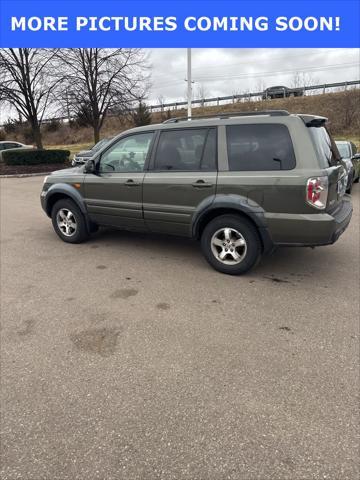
left=306, top=176, right=328, bottom=210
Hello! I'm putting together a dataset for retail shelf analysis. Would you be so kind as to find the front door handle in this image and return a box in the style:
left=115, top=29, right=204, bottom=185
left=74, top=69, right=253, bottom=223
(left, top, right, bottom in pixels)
left=192, top=180, right=213, bottom=188
left=125, top=179, right=140, bottom=187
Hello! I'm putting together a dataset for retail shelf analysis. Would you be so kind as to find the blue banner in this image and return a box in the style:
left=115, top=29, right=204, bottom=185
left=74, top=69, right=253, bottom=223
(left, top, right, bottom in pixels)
left=0, top=0, right=359, bottom=48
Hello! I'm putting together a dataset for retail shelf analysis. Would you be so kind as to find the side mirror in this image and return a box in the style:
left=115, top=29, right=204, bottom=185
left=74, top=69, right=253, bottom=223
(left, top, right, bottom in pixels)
left=84, top=159, right=96, bottom=174
left=352, top=153, right=360, bottom=160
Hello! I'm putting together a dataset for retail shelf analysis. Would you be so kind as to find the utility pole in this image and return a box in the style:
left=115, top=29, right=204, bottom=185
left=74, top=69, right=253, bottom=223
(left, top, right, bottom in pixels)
left=187, top=48, right=192, bottom=119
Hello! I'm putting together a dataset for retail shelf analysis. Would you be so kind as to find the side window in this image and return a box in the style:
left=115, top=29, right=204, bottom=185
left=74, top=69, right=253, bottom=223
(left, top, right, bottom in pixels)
left=6, top=143, right=21, bottom=149
left=154, top=128, right=216, bottom=171
left=226, top=124, right=296, bottom=171
left=99, top=132, right=154, bottom=173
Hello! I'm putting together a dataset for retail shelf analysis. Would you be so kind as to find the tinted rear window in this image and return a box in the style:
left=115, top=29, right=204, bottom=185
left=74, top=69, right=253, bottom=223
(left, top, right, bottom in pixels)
left=226, top=124, right=296, bottom=171
left=154, top=128, right=216, bottom=171
left=309, top=127, right=338, bottom=168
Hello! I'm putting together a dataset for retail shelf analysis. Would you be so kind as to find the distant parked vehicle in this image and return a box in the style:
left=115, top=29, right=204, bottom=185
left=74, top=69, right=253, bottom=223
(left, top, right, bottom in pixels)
left=352, top=153, right=360, bottom=182
left=0, top=141, right=35, bottom=162
left=0, top=141, right=33, bottom=151
left=262, top=86, right=304, bottom=100
left=336, top=140, right=359, bottom=193
left=72, top=138, right=113, bottom=166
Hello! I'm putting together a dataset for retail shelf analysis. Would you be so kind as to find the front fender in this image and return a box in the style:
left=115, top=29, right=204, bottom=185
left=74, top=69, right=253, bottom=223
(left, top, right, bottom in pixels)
left=42, top=183, right=88, bottom=217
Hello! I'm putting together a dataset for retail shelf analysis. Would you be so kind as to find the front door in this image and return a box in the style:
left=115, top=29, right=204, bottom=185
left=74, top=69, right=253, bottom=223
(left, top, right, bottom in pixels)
left=143, top=127, right=217, bottom=236
left=84, top=131, right=154, bottom=230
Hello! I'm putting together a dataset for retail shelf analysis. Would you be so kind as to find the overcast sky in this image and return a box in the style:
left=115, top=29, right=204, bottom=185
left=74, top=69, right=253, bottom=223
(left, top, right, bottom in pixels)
left=148, top=48, right=360, bottom=104
left=0, top=48, right=359, bottom=123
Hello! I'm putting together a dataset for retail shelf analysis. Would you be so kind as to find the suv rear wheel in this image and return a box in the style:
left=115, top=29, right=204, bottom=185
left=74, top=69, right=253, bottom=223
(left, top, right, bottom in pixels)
left=201, top=214, right=261, bottom=275
left=51, top=199, right=89, bottom=244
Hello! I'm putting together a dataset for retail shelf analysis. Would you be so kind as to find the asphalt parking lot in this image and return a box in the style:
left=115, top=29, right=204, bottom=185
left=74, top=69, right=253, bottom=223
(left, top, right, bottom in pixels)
left=0, top=176, right=359, bottom=480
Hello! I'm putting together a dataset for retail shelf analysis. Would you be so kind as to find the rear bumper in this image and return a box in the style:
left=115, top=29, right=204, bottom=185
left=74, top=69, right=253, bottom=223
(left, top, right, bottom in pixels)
left=265, top=196, right=353, bottom=247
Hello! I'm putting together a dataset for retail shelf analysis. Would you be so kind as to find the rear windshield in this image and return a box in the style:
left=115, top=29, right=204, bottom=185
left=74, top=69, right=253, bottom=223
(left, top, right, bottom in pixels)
left=308, top=127, right=339, bottom=168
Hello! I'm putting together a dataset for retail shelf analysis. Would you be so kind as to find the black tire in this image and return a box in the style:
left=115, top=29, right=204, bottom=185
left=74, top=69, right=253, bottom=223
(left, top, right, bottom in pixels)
left=346, top=176, right=353, bottom=194
left=51, top=199, right=89, bottom=244
left=200, top=214, right=262, bottom=275
left=354, top=176, right=359, bottom=184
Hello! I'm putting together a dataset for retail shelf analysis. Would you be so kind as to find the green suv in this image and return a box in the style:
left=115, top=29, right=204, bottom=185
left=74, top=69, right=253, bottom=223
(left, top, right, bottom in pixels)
left=41, top=110, right=352, bottom=275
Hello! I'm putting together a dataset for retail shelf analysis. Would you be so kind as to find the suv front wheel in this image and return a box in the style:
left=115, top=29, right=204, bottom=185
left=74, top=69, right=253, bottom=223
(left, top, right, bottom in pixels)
left=51, top=199, right=89, bottom=244
left=201, top=214, right=261, bottom=275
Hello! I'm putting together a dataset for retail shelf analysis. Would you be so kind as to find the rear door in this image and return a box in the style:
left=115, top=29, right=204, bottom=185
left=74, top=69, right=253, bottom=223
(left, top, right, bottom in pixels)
left=84, top=131, right=154, bottom=230
left=143, top=127, right=217, bottom=236
left=217, top=123, right=301, bottom=213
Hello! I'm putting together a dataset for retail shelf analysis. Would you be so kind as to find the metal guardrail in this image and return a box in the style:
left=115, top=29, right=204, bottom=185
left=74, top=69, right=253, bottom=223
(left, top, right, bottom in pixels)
left=1, top=79, right=359, bottom=127
left=147, top=79, right=360, bottom=112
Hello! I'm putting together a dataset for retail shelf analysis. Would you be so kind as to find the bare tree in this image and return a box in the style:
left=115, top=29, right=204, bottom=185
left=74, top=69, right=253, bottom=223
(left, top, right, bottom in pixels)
left=341, top=88, right=359, bottom=129
left=57, top=49, right=149, bottom=142
left=157, top=95, right=172, bottom=121
left=157, top=94, right=166, bottom=111
left=233, top=88, right=250, bottom=104
left=196, top=84, right=208, bottom=106
left=255, top=79, right=266, bottom=93
left=291, top=71, right=318, bottom=91
left=0, top=49, right=59, bottom=148
left=291, top=71, right=302, bottom=89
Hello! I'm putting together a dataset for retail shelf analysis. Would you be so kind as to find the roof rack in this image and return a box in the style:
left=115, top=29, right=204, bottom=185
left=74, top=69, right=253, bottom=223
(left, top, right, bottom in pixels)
left=163, top=110, right=290, bottom=124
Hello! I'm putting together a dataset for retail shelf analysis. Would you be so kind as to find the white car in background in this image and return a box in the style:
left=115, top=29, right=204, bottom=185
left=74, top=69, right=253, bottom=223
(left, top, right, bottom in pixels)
left=0, top=141, right=33, bottom=151
left=0, top=141, right=35, bottom=162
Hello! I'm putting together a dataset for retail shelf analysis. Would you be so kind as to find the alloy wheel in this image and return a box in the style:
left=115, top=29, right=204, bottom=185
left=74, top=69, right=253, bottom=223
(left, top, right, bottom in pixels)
left=210, top=227, right=247, bottom=265
left=56, top=208, right=77, bottom=237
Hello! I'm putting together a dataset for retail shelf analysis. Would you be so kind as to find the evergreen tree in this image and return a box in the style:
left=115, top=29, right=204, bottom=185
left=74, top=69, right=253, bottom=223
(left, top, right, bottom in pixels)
left=132, top=101, right=152, bottom=126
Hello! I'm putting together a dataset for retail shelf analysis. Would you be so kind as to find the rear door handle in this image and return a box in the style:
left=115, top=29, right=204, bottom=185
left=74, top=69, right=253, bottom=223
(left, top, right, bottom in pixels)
left=125, top=179, right=140, bottom=187
left=192, top=180, right=213, bottom=188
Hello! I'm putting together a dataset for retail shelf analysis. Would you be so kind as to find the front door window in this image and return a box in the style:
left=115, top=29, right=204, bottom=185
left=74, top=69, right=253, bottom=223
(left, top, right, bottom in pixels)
left=99, top=132, right=154, bottom=173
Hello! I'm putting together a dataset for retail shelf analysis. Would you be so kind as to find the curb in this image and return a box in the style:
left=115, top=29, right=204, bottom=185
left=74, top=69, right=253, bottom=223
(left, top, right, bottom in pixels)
left=0, top=172, right=48, bottom=178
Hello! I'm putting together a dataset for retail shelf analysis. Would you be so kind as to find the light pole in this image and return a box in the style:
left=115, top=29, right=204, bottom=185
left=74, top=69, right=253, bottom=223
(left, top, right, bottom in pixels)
left=187, top=48, right=192, bottom=119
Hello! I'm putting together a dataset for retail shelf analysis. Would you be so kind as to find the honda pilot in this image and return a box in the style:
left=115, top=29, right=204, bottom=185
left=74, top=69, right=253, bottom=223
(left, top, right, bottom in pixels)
left=40, top=110, right=352, bottom=275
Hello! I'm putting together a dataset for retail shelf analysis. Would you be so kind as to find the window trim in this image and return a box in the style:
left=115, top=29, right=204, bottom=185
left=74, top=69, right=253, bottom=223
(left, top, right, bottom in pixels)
left=149, top=127, right=218, bottom=173
left=225, top=123, right=296, bottom=172
left=96, top=131, right=156, bottom=174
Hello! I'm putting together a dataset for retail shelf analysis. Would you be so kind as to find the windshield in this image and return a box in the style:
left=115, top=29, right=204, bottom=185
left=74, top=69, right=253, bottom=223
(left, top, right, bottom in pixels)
left=308, top=127, right=339, bottom=168
left=336, top=143, right=351, bottom=159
